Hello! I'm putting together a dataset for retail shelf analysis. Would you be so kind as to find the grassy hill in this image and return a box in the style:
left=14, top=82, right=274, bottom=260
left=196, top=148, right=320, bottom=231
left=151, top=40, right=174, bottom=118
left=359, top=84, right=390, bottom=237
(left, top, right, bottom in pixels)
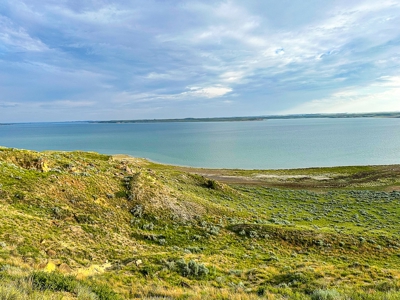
left=1, top=147, right=400, bottom=299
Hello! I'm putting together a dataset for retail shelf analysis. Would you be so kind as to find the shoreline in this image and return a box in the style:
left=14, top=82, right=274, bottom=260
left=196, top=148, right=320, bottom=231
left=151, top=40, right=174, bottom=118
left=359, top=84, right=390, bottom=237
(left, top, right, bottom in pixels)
left=112, top=152, right=400, bottom=172
left=4, top=146, right=400, bottom=172
left=3, top=112, right=400, bottom=125
left=2, top=147, right=400, bottom=190
left=112, top=153, right=400, bottom=190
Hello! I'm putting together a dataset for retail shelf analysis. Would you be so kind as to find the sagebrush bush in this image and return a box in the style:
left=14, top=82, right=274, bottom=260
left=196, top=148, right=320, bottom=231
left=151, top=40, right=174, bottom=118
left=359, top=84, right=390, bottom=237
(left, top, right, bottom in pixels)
left=311, top=289, right=341, bottom=300
left=174, top=259, right=209, bottom=278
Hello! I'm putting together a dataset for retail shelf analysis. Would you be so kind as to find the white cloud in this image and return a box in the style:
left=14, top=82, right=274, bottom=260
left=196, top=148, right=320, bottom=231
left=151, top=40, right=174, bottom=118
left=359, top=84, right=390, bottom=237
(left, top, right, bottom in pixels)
left=283, top=76, right=400, bottom=114
left=145, top=72, right=185, bottom=81
left=182, top=86, right=232, bottom=98
left=112, top=85, right=232, bottom=104
left=145, top=72, right=172, bottom=80
left=220, top=71, right=244, bottom=83
left=0, top=16, right=48, bottom=52
left=50, top=4, right=134, bottom=25
left=173, top=0, right=400, bottom=92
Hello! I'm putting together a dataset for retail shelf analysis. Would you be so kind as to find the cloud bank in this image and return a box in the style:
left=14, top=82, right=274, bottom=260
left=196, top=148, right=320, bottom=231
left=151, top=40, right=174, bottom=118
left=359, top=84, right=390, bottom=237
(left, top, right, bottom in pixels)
left=0, top=0, right=399, bottom=121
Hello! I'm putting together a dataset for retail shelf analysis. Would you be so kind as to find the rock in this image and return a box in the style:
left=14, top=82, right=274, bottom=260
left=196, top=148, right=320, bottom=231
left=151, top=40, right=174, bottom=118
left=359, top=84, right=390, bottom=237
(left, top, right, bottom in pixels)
left=59, top=263, right=72, bottom=274
left=69, top=225, right=84, bottom=233
left=46, top=249, right=56, bottom=257
left=124, top=166, right=133, bottom=174
left=135, top=259, right=143, bottom=266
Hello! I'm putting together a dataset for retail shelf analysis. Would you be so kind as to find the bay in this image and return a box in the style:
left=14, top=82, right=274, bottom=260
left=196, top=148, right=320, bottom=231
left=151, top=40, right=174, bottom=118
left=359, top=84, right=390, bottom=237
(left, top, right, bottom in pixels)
left=1, top=118, right=400, bottom=169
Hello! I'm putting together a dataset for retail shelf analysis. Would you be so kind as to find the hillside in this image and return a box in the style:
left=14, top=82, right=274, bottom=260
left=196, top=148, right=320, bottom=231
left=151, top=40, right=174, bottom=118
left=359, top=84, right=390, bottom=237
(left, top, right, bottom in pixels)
left=1, top=147, right=400, bottom=299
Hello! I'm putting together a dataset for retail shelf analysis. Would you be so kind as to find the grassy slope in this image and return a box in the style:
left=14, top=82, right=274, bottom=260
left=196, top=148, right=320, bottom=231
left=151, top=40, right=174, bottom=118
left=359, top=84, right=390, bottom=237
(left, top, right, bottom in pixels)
left=0, top=147, right=400, bottom=299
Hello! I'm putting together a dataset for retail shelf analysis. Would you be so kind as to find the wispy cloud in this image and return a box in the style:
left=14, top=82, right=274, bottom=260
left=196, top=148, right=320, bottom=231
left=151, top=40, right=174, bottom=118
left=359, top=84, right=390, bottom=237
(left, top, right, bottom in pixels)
left=0, top=0, right=399, bottom=121
left=0, top=101, right=19, bottom=108
left=182, top=86, right=232, bottom=98
left=39, top=100, right=95, bottom=109
left=283, top=76, right=400, bottom=114
left=0, top=15, right=48, bottom=51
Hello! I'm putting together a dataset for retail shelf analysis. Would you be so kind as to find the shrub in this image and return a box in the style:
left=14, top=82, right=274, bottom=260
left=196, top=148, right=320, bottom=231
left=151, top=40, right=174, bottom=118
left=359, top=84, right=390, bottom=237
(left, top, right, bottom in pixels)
left=185, top=246, right=202, bottom=253
left=52, top=206, right=69, bottom=220
left=174, top=259, right=209, bottom=278
left=89, top=284, right=121, bottom=300
left=32, top=271, right=77, bottom=292
left=142, top=223, right=154, bottom=231
left=311, top=289, right=341, bottom=300
left=74, top=214, right=94, bottom=224
left=115, top=191, right=127, bottom=198
left=207, top=225, right=220, bottom=235
left=204, top=179, right=218, bottom=189
left=130, top=205, right=143, bottom=218
left=76, top=285, right=98, bottom=300
left=249, top=230, right=258, bottom=238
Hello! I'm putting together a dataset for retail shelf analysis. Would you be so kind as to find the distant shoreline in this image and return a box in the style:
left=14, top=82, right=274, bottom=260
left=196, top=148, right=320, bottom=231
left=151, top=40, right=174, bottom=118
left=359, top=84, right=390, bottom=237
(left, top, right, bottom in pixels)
left=89, top=112, right=400, bottom=124
left=2, top=112, right=400, bottom=125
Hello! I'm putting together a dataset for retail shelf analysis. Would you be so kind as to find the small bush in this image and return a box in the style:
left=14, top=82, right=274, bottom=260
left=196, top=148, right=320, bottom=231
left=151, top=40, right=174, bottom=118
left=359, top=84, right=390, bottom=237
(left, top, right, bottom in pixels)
left=76, top=285, right=98, bottom=300
left=185, top=246, right=202, bottom=253
left=204, top=179, right=218, bottom=189
left=74, top=214, right=94, bottom=224
left=142, top=223, right=154, bottom=231
left=207, top=225, right=220, bottom=235
left=175, top=259, right=209, bottom=278
left=89, top=284, right=121, bottom=300
left=13, top=192, right=25, bottom=200
left=52, top=206, right=69, bottom=220
left=130, top=205, right=143, bottom=218
left=17, top=244, right=39, bottom=256
left=115, top=191, right=127, bottom=198
left=32, top=271, right=77, bottom=292
left=311, top=289, right=341, bottom=300
left=249, top=230, right=259, bottom=238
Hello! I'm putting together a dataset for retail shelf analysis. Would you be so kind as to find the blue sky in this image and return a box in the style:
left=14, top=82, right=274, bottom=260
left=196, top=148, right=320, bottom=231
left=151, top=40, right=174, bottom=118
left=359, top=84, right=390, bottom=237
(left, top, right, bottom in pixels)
left=0, top=0, right=399, bottom=122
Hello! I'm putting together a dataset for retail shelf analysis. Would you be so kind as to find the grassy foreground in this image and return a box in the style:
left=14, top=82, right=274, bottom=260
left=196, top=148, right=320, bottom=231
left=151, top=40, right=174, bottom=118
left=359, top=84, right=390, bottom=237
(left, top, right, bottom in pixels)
left=1, top=147, right=400, bottom=299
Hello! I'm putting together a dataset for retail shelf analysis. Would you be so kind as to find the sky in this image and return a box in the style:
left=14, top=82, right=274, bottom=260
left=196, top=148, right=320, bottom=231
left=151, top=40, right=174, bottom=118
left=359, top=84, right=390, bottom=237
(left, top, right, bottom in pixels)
left=0, top=0, right=400, bottom=122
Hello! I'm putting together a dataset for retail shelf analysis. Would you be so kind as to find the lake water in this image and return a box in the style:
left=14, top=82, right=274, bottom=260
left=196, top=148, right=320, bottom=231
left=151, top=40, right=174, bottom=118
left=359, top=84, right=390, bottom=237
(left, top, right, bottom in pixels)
left=1, top=118, right=400, bottom=169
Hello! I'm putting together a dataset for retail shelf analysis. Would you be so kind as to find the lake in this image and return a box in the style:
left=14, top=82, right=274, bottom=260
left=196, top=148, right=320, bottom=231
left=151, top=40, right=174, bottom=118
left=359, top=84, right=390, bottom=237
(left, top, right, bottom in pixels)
left=1, top=118, right=400, bottom=169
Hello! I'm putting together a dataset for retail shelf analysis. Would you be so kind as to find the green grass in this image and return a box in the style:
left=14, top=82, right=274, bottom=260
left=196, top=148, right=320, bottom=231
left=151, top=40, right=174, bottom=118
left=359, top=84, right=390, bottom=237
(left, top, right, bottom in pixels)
left=1, top=147, right=400, bottom=299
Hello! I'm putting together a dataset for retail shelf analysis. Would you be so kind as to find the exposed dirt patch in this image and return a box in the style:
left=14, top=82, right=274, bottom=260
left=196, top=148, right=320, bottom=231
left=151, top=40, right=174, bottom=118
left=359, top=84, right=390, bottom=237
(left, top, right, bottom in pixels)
left=111, top=154, right=400, bottom=190
left=385, top=185, right=400, bottom=191
left=254, top=174, right=331, bottom=180
left=174, top=165, right=400, bottom=189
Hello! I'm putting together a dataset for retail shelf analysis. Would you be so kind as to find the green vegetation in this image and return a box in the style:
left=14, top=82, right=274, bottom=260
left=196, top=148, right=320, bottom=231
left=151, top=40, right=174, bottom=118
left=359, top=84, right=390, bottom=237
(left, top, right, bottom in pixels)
left=1, top=147, right=400, bottom=299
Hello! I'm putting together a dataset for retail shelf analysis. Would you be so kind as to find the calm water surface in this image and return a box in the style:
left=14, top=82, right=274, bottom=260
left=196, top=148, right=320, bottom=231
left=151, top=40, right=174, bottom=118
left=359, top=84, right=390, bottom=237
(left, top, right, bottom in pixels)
left=1, top=118, right=400, bottom=169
